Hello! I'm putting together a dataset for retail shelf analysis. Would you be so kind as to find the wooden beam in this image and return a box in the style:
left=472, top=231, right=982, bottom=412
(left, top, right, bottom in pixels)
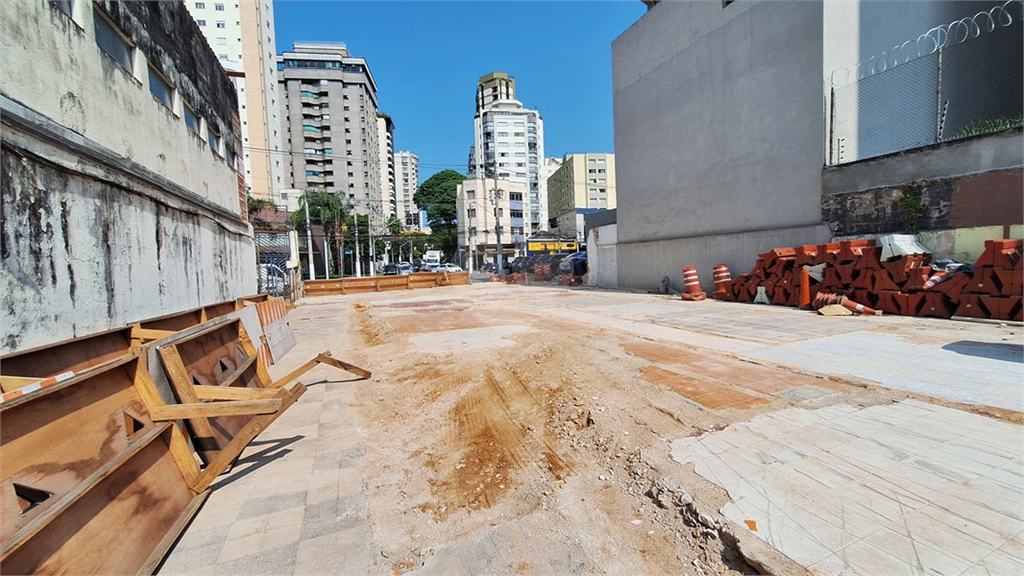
left=193, top=385, right=278, bottom=401
left=191, top=383, right=305, bottom=492
left=130, top=326, right=178, bottom=342
left=156, top=345, right=217, bottom=440
left=315, top=353, right=372, bottom=380
left=149, top=399, right=282, bottom=421
left=268, top=357, right=319, bottom=390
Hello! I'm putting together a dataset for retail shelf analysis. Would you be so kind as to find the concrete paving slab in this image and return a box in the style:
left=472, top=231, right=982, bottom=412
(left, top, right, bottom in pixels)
left=672, top=401, right=1024, bottom=574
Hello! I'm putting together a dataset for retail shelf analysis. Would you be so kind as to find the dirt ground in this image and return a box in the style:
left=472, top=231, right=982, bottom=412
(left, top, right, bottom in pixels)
left=291, top=283, right=979, bottom=576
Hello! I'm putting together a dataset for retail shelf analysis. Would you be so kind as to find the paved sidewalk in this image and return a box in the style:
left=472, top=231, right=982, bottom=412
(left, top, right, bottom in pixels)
left=671, top=400, right=1024, bottom=575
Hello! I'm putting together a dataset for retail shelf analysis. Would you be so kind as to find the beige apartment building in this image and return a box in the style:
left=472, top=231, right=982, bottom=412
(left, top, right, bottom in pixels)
left=186, top=0, right=285, bottom=205
left=547, top=153, right=616, bottom=242
left=456, top=178, right=527, bottom=270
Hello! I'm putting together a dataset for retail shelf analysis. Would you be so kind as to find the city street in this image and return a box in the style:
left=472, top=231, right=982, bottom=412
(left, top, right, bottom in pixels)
left=161, top=282, right=1024, bottom=575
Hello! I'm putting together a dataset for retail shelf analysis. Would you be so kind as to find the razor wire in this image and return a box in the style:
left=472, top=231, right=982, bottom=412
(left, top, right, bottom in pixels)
left=827, top=0, right=1023, bottom=165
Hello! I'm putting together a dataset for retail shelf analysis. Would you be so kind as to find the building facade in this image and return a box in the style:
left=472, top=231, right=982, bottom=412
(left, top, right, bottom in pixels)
left=395, top=151, right=423, bottom=231
left=377, top=114, right=396, bottom=225
left=547, top=153, right=617, bottom=242
left=456, top=178, right=527, bottom=269
left=1, top=0, right=256, bottom=353
left=278, top=43, right=383, bottom=231
left=467, top=72, right=548, bottom=234
left=186, top=0, right=285, bottom=206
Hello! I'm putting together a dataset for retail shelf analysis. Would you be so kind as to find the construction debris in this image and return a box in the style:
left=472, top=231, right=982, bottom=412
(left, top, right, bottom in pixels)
left=716, top=238, right=1023, bottom=321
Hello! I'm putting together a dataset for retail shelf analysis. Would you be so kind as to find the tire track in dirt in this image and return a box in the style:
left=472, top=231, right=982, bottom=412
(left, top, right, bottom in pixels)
left=422, top=366, right=575, bottom=520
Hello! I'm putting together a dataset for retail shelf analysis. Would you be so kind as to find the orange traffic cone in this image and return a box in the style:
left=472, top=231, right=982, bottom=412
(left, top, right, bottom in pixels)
left=712, top=264, right=732, bottom=299
left=680, top=266, right=707, bottom=301
left=799, top=266, right=812, bottom=309
left=922, top=270, right=949, bottom=289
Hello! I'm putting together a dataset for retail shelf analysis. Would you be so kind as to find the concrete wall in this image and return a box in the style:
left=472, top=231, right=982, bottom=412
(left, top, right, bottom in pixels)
left=0, top=0, right=243, bottom=214
left=0, top=0, right=255, bottom=354
left=587, top=224, right=618, bottom=289
left=611, top=0, right=828, bottom=289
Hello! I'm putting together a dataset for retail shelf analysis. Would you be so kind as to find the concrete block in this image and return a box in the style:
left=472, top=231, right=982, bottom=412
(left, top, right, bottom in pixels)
left=953, top=294, right=990, bottom=319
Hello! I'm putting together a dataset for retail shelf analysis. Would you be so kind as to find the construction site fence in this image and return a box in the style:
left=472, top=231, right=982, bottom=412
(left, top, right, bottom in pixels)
left=826, top=1, right=1023, bottom=165
left=304, top=272, right=470, bottom=297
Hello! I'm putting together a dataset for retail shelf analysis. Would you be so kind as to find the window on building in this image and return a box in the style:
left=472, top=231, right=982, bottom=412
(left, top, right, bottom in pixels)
left=499, top=162, right=509, bottom=167
left=514, top=152, right=525, bottom=158
left=225, top=147, right=236, bottom=169
left=216, top=21, right=226, bottom=28
left=598, top=168, right=606, bottom=173
left=467, top=208, right=476, bottom=218
left=513, top=121, right=524, bottom=127
left=196, top=19, right=206, bottom=26
left=597, top=158, right=606, bottom=164
left=207, top=126, right=220, bottom=154
left=497, top=132, right=508, bottom=137
left=93, top=9, right=133, bottom=71
left=467, top=191, right=476, bottom=200
left=148, top=66, right=173, bottom=109
left=183, top=103, right=201, bottom=133
left=588, top=159, right=597, bottom=164
left=214, top=3, right=224, bottom=10
left=514, top=142, right=524, bottom=148
left=498, top=142, right=508, bottom=148
left=195, top=2, right=205, bottom=7
left=497, top=121, right=508, bottom=127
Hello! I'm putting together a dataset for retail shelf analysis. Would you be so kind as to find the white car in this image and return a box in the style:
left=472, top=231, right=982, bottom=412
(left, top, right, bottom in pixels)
left=436, top=263, right=463, bottom=272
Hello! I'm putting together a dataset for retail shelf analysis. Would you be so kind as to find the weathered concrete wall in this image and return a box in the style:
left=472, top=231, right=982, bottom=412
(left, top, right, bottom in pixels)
left=823, top=129, right=1024, bottom=237
left=586, top=224, right=618, bottom=289
left=616, top=224, right=830, bottom=293
left=1, top=123, right=255, bottom=354
left=611, top=1, right=826, bottom=288
left=0, top=0, right=242, bottom=214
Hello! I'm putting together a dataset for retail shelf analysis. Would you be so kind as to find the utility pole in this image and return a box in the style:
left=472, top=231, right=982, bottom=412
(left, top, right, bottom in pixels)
left=304, top=190, right=316, bottom=280
left=354, top=212, right=362, bottom=278
left=492, top=182, right=503, bottom=276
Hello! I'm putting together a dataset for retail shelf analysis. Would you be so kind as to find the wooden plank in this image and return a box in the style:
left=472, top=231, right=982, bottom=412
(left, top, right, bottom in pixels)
left=0, top=353, right=136, bottom=411
left=237, top=323, right=272, bottom=388
left=193, top=385, right=279, bottom=401
left=150, top=399, right=282, bottom=421
left=191, top=384, right=305, bottom=492
left=136, top=489, right=210, bottom=575
left=1, top=430, right=194, bottom=575
left=210, top=354, right=257, bottom=388
left=315, top=353, right=372, bottom=380
left=0, top=375, right=41, bottom=392
left=1, top=423, right=171, bottom=559
left=166, top=422, right=200, bottom=489
left=156, top=345, right=217, bottom=442
left=131, top=326, right=178, bottom=342
left=268, top=357, right=319, bottom=390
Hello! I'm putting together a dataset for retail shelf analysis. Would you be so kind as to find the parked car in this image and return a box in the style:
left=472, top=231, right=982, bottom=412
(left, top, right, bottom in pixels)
left=383, top=264, right=398, bottom=275
left=522, top=255, right=541, bottom=272
left=398, top=262, right=413, bottom=275
left=533, top=255, right=553, bottom=272
left=558, top=251, right=588, bottom=274
left=548, top=253, right=569, bottom=273
left=509, top=256, right=528, bottom=273
left=436, top=263, right=463, bottom=272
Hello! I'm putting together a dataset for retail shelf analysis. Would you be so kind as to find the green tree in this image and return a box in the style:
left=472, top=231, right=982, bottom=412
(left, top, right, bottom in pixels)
left=289, top=191, right=348, bottom=275
left=414, top=170, right=464, bottom=256
left=246, top=194, right=276, bottom=228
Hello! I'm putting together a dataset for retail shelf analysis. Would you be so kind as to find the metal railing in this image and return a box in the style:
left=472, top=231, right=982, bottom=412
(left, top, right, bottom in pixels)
left=827, top=1, right=1022, bottom=165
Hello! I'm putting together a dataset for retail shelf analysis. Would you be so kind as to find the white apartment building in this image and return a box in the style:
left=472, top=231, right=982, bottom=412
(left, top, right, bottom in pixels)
left=395, top=151, right=423, bottom=232
left=468, top=72, right=547, bottom=234
left=377, top=114, right=395, bottom=226
left=186, top=0, right=285, bottom=205
left=456, top=178, right=527, bottom=270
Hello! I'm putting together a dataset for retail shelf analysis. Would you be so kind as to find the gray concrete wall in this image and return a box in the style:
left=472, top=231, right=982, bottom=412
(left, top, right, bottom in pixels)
left=1, top=118, right=256, bottom=354
left=611, top=0, right=826, bottom=289
left=616, top=224, right=829, bottom=293
left=586, top=224, right=618, bottom=289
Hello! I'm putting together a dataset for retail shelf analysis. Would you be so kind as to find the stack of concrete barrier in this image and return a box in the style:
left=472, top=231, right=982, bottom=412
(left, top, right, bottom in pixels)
left=722, top=239, right=1022, bottom=321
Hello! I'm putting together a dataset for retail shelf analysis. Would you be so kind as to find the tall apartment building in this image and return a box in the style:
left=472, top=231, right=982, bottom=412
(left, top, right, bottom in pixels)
left=377, top=114, right=395, bottom=225
left=186, top=0, right=285, bottom=205
left=395, top=151, right=423, bottom=231
left=547, top=153, right=617, bottom=241
left=467, top=72, right=548, bottom=234
left=278, top=43, right=383, bottom=231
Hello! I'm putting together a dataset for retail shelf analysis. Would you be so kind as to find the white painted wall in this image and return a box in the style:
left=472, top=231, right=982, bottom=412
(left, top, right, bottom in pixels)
left=0, top=1, right=243, bottom=215
left=587, top=224, right=618, bottom=289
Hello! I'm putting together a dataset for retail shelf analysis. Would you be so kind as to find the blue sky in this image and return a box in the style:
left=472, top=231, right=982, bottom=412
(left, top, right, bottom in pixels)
left=274, top=1, right=646, bottom=181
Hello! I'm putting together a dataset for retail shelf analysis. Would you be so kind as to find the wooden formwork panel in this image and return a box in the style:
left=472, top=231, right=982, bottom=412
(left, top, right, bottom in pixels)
left=0, top=327, right=134, bottom=387
left=438, top=272, right=470, bottom=286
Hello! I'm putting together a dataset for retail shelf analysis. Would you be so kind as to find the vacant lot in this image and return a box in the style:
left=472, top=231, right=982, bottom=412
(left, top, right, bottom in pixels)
left=162, top=282, right=1023, bottom=576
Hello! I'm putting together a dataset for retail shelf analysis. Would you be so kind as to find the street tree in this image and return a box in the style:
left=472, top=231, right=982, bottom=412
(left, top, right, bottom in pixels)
left=289, top=191, right=348, bottom=275
left=414, top=169, right=464, bottom=256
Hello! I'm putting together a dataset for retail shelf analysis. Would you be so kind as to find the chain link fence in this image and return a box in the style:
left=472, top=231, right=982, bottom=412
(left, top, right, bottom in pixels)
left=828, top=1, right=1023, bottom=165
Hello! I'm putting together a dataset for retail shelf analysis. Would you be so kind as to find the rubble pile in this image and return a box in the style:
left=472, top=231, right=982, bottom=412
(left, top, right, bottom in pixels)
left=718, top=238, right=1022, bottom=320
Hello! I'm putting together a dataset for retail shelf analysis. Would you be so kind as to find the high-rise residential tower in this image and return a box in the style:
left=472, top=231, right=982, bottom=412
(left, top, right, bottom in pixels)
left=377, top=114, right=395, bottom=225
left=468, top=72, right=547, bottom=234
left=278, top=43, right=383, bottom=231
left=395, top=151, right=422, bottom=231
left=186, top=0, right=285, bottom=205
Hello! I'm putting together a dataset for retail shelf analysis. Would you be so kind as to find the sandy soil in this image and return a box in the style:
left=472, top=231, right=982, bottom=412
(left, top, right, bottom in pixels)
left=303, top=285, right=984, bottom=575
